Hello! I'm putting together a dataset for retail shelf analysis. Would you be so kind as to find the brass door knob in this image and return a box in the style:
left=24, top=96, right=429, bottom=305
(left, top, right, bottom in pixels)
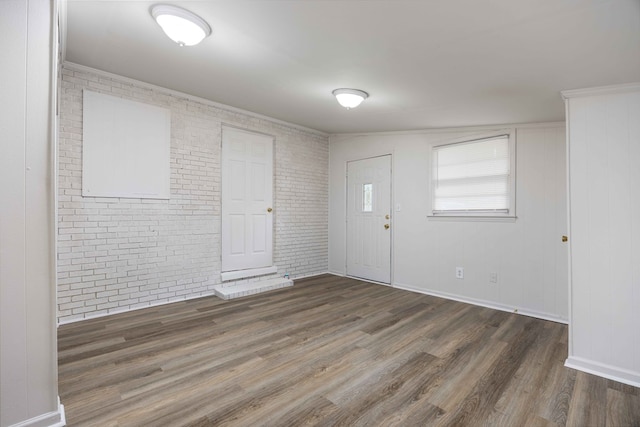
left=562, top=235, right=568, bottom=242
left=267, top=207, right=273, bottom=213
left=384, top=224, right=390, bottom=229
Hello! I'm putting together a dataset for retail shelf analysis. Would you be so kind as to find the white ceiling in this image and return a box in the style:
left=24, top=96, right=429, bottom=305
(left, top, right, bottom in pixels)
left=64, top=0, right=640, bottom=134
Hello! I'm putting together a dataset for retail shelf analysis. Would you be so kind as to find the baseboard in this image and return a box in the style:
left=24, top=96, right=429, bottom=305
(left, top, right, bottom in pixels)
left=565, top=356, right=640, bottom=388
left=327, top=270, right=345, bottom=277
left=59, top=271, right=333, bottom=325
left=392, top=282, right=568, bottom=324
left=326, top=271, right=391, bottom=287
left=9, top=398, right=65, bottom=427
left=292, top=271, right=332, bottom=280
left=58, top=290, right=219, bottom=325
left=322, top=275, right=567, bottom=324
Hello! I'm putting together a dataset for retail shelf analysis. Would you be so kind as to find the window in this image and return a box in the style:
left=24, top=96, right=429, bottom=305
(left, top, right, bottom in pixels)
left=362, top=183, right=373, bottom=212
left=431, top=133, right=515, bottom=217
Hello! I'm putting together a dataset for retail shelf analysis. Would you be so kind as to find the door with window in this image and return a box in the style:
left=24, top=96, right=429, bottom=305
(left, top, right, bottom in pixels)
left=221, top=127, right=273, bottom=272
left=346, top=155, right=392, bottom=283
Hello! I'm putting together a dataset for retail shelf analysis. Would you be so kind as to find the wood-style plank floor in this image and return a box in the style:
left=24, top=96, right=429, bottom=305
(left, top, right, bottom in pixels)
left=58, top=274, right=640, bottom=426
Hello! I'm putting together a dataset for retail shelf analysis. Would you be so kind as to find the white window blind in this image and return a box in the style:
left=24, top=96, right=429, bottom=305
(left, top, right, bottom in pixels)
left=432, top=135, right=511, bottom=214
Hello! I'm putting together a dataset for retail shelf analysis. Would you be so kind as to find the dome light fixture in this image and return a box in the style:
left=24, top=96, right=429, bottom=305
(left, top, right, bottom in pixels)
left=332, top=88, right=369, bottom=109
left=151, top=4, right=211, bottom=47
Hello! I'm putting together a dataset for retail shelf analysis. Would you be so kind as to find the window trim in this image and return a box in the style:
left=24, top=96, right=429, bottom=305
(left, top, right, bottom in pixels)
left=428, top=130, right=516, bottom=219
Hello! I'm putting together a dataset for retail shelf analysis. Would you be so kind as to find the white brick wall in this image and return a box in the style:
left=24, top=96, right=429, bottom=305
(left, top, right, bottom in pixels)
left=57, top=64, right=328, bottom=323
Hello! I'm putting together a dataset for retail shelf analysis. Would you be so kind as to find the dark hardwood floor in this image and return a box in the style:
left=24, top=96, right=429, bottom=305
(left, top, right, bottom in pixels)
left=58, top=274, right=640, bottom=426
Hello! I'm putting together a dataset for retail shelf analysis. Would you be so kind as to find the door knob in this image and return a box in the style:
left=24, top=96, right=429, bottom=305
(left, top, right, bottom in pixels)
left=562, top=235, right=568, bottom=242
left=384, top=224, right=390, bottom=229
left=267, top=207, right=273, bottom=213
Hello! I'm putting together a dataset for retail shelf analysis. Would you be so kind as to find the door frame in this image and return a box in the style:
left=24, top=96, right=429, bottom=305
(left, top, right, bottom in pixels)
left=344, top=153, right=394, bottom=285
left=220, top=124, right=276, bottom=274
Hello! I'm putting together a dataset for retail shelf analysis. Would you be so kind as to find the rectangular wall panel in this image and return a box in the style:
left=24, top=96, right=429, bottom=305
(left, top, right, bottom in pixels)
left=82, top=90, right=171, bottom=199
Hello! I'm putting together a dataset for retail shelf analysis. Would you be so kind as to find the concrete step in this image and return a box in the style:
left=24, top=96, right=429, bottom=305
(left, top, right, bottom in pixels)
left=212, top=277, right=293, bottom=300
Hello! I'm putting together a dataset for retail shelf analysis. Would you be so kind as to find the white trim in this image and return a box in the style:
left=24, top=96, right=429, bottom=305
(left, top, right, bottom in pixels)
left=564, top=97, right=574, bottom=358
left=9, top=398, right=65, bottom=427
left=393, top=282, right=568, bottom=324
left=221, top=266, right=278, bottom=282
left=59, top=272, right=330, bottom=324
left=58, top=290, right=218, bottom=325
left=62, top=61, right=328, bottom=138
left=221, top=122, right=276, bottom=140
left=330, top=121, right=565, bottom=139
left=565, top=357, right=640, bottom=388
left=58, top=0, right=67, bottom=63
left=326, top=273, right=568, bottom=324
left=291, top=271, right=331, bottom=280
left=426, top=215, right=517, bottom=222
left=561, top=82, right=640, bottom=100
left=348, top=275, right=392, bottom=287
left=327, top=271, right=392, bottom=286
left=431, top=128, right=515, bottom=148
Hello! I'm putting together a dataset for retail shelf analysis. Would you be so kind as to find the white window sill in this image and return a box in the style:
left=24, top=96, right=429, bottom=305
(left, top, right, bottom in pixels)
left=427, top=215, right=517, bottom=222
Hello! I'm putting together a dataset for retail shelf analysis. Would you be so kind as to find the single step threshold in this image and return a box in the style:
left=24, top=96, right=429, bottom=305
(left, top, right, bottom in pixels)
left=213, top=277, right=293, bottom=300
left=221, top=266, right=278, bottom=282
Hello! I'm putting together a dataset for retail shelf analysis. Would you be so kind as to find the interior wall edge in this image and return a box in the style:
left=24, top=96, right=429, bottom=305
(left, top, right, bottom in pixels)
left=565, top=356, right=640, bottom=389
left=394, top=282, right=569, bottom=325
left=6, top=399, right=65, bottom=427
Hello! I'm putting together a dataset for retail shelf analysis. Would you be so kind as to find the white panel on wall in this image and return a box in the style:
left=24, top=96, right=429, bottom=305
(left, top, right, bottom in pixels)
left=563, top=83, right=640, bottom=387
left=82, top=90, right=171, bottom=199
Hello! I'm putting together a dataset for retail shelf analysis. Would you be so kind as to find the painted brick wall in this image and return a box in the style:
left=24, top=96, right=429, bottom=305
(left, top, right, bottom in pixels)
left=57, top=64, right=328, bottom=323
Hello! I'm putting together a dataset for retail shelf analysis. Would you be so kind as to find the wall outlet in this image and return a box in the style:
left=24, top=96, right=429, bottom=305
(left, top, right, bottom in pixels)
left=489, top=272, right=498, bottom=283
left=455, top=267, right=464, bottom=279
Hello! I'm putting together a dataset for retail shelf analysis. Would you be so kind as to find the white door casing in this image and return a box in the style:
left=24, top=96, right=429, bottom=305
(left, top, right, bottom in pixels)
left=346, top=155, right=392, bottom=283
left=222, top=127, right=273, bottom=272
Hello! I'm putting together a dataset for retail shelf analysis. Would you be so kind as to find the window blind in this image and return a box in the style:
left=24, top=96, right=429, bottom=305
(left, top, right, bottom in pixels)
left=432, top=135, right=510, bottom=213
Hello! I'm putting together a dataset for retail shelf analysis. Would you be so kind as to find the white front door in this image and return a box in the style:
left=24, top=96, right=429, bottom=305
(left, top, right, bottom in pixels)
left=347, top=155, right=392, bottom=283
left=221, top=127, right=273, bottom=272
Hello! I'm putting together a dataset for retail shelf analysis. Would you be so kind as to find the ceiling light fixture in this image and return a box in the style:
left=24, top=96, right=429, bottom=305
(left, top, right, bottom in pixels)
left=151, top=4, right=211, bottom=47
left=332, top=88, right=369, bottom=109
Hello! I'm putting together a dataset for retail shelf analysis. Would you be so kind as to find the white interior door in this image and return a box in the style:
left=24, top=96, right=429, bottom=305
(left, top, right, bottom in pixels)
left=222, top=128, right=273, bottom=272
left=347, top=155, right=392, bottom=283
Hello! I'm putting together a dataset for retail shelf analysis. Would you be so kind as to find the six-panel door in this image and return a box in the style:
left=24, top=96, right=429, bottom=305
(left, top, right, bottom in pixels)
left=222, top=128, right=274, bottom=272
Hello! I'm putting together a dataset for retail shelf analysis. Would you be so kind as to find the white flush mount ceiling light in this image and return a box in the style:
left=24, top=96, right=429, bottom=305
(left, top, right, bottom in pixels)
left=151, top=4, right=211, bottom=47
left=332, top=88, right=369, bottom=109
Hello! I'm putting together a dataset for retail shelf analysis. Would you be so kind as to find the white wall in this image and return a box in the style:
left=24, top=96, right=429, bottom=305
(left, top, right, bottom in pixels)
left=564, top=83, right=640, bottom=387
left=330, top=124, right=568, bottom=321
left=57, top=64, right=329, bottom=323
left=0, top=0, right=63, bottom=426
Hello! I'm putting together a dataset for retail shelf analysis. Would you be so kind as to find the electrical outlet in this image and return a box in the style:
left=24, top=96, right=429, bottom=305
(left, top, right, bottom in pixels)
left=455, top=267, right=464, bottom=279
left=489, top=272, right=498, bottom=283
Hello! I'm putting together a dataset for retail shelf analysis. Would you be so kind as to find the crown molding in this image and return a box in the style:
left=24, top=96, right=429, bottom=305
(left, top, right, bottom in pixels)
left=329, top=121, right=565, bottom=139
left=561, top=82, right=640, bottom=100
left=62, top=61, right=329, bottom=138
